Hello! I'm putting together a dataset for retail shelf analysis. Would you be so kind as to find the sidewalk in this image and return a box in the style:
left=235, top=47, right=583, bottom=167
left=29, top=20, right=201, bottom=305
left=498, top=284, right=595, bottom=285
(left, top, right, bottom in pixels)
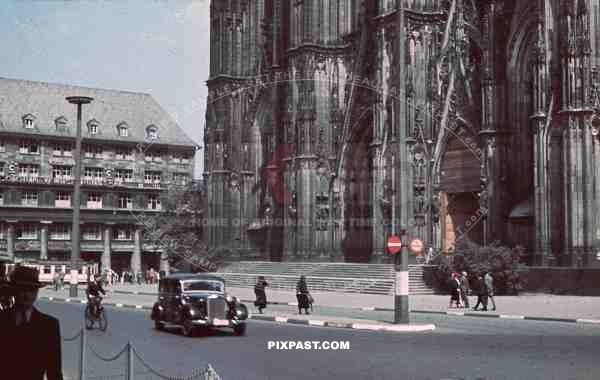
left=39, top=287, right=435, bottom=333
left=92, top=283, right=600, bottom=321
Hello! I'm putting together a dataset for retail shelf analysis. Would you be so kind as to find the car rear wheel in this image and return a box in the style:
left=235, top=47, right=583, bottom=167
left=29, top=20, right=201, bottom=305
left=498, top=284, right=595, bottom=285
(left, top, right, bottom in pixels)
left=233, top=323, right=246, bottom=336
left=182, top=318, right=195, bottom=337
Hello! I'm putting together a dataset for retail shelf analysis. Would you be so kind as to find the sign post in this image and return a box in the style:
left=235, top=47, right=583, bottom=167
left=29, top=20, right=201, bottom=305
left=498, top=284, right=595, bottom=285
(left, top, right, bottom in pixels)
left=388, top=232, right=409, bottom=324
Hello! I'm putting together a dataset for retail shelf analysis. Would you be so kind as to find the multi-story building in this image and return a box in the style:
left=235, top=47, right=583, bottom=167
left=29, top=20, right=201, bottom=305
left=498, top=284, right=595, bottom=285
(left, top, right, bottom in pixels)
left=0, top=77, right=198, bottom=274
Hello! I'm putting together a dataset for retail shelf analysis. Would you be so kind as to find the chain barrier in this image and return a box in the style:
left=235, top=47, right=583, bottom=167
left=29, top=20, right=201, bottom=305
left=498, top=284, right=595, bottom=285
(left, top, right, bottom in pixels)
left=61, top=328, right=224, bottom=380
left=132, top=346, right=221, bottom=380
left=63, top=329, right=83, bottom=342
left=88, top=343, right=129, bottom=362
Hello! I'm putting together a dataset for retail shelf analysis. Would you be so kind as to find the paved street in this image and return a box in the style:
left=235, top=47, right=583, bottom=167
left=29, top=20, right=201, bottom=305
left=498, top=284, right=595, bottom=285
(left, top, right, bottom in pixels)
left=41, top=299, right=600, bottom=380
left=58, top=283, right=600, bottom=320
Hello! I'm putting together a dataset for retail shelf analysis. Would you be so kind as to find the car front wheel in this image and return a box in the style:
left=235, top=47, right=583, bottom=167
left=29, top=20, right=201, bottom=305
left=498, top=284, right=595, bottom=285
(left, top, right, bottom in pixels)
left=154, top=320, right=165, bottom=331
left=233, top=323, right=246, bottom=336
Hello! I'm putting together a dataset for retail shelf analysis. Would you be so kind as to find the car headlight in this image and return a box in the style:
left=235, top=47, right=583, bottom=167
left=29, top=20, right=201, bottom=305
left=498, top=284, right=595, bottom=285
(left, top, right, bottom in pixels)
left=188, top=308, right=195, bottom=316
left=181, top=298, right=187, bottom=305
left=226, top=295, right=233, bottom=303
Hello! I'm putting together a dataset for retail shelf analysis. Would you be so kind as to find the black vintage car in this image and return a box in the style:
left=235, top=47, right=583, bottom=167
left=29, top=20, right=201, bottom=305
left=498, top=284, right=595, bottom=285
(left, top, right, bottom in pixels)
left=150, top=273, right=248, bottom=336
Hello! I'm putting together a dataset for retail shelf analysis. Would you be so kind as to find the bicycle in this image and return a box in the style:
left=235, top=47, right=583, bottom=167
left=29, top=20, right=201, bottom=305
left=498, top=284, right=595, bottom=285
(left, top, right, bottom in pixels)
left=85, top=297, right=108, bottom=331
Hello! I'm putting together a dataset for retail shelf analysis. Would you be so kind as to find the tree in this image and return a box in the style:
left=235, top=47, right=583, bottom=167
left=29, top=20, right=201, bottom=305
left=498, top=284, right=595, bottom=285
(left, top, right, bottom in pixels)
left=144, top=183, right=207, bottom=272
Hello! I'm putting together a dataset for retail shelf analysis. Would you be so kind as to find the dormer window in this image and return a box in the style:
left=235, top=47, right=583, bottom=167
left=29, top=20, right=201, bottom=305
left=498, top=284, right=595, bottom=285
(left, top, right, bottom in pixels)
left=146, top=125, right=158, bottom=140
left=117, top=122, right=129, bottom=137
left=87, top=119, right=99, bottom=135
left=22, top=114, right=35, bottom=129
left=55, top=116, right=68, bottom=131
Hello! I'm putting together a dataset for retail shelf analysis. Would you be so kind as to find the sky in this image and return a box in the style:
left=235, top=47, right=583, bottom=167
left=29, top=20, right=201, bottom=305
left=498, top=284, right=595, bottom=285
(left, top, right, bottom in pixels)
left=0, top=0, right=210, bottom=177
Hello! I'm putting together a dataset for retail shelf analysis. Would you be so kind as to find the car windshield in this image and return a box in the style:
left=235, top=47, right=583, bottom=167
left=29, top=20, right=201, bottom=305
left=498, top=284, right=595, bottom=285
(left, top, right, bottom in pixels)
left=182, top=280, right=224, bottom=292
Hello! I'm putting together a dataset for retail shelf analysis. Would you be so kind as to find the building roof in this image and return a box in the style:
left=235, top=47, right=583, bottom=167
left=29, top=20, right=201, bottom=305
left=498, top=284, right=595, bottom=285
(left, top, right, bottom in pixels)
left=0, top=77, right=197, bottom=149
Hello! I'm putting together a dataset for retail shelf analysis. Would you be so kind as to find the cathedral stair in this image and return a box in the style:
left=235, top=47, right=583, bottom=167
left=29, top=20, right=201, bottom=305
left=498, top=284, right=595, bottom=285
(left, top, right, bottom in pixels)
left=217, top=261, right=434, bottom=295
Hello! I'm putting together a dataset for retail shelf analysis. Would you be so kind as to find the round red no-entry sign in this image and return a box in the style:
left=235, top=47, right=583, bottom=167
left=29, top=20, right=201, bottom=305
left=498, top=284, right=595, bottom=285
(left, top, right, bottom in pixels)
left=409, top=239, right=424, bottom=255
left=387, top=235, right=402, bottom=254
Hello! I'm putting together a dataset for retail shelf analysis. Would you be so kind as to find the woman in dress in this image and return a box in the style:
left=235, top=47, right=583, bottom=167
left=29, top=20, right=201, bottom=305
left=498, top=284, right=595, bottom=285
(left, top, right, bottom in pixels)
left=254, top=276, right=268, bottom=314
left=296, top=275, right=311, bottom=315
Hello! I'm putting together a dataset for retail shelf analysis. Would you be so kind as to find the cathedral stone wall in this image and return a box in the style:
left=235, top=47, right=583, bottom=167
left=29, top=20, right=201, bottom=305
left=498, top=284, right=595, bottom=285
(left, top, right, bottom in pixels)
left=204, top=0, right=600, bottom=268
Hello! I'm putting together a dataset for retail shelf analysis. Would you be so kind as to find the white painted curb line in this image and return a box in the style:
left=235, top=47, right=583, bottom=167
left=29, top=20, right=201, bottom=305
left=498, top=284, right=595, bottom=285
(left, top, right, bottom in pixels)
left=499, top=314, right=525, bottom=320
left=576, top=318, right=600, bottom=324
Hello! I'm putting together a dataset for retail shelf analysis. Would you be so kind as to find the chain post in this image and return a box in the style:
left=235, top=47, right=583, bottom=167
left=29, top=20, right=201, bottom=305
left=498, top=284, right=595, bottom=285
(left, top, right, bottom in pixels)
left=79, top=328, right=86, bottom=380
left=127, top=342, right=134, bottom=380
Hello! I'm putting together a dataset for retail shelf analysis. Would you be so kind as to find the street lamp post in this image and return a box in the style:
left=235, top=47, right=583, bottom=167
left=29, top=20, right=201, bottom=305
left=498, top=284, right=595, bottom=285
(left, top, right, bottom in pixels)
left=66, top=96, right=94, bottom=297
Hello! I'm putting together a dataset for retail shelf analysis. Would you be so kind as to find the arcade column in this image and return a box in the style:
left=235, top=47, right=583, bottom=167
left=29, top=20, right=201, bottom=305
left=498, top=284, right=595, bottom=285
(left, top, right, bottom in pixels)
left=102, top=224, right=112, bottom=271
left=6, top=223, right=15, bottom=260
left=131, top=227, right=142, bottom=275
left=40, top=221, right=50, bottom=261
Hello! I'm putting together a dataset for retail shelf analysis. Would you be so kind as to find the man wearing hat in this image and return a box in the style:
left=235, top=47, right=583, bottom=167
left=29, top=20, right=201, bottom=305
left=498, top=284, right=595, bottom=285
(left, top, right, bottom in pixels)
left=0, top=265, right=63, bottom=379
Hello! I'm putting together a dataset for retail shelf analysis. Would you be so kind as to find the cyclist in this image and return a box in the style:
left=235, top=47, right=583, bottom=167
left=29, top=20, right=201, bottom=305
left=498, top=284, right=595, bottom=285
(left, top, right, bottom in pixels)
left=86, top=273, right=106, bottom=316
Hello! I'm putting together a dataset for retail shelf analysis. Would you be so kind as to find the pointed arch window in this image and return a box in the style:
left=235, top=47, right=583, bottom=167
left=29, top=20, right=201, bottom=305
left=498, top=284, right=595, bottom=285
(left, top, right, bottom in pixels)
left=22, top=114, right=36, bottom=129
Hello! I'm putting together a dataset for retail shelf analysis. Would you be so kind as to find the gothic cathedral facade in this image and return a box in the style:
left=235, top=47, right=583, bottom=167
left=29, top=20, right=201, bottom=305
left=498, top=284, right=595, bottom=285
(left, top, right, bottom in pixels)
left=204, top=0, right=600, bottom=268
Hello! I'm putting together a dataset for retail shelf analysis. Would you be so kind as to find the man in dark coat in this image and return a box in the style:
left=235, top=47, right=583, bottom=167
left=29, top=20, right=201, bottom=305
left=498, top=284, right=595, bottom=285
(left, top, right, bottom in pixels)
left=253, top=276, right=268, bottom=314
left=296, top=275, right=311, bottom=315
left=0, top=265, right=63, bottom=380
left=472, top=273, right=488, bottom=311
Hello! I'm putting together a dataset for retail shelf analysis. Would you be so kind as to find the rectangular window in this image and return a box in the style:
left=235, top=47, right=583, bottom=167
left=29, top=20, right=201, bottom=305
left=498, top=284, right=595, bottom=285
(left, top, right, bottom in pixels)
left=50, top=224, right=70, bottom=240
left=118, top=126, right=129, bottom=137
left=19, top=140, right=39, bottom=154
left=172, top=173, right=189, bottom=186
left=86, top=192, right=102, bottom=209
left=115, top=147, right=133, bottom=160
left=24, top=119, right=34, bottom=129
left=21, top=192, right=38, bottom=206
left=18, top=164, right=39, bottom=178
left=0, top=141, right=5, bottom=153
left=53, top=143, right=73, bottom=157
left=0, top=163, right=4, bottom=177
left=113, top=228, right=133, bottom=241
left=55, top=191, right=71, bottom=208
left=82, top=225, right=101, bottom=241
left=147, top=194, right=161, bottom=210
left=115, top=169, right=134, bottom=184
left=118, top=194, right=133, bottom=209
left=17, top=224, right=37, bottom=239
left=84, top=167, right=104, bottom=181
left=52, top=166, right=73, bottom=183
left=0, top=192, right=3, bottom=206
left=83, top=144, right=103, bottom=158
left=144, top=171, right=162, bottom=184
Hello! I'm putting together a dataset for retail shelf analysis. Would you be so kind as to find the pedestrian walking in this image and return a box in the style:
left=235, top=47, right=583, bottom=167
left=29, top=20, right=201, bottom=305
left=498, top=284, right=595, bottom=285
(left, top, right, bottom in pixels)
left=253, top=276, right=268, bottom=314
left=473, top=273, right=488, bottom=311
left=296, top=275, right=311, bottom=315
left=53, top=271, right=60, bottom=292
left=59, top=271, right=65, bottom=290
left=485, top=271, right=496, bottom=311
left=459, top=271, right=470, bottom=308
left=0, top=266, right=64, bottom=379
left=448, top=272, right=461, bottom=308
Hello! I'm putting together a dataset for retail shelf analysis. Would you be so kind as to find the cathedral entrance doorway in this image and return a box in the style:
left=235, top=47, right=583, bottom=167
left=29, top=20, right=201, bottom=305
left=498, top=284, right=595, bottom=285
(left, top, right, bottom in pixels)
left=438, top=130, right=483, bottom=252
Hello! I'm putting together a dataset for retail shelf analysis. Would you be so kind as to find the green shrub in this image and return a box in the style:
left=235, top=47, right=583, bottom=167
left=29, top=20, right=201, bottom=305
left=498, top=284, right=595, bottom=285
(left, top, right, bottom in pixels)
left=429, top=240, right=525, bottom=295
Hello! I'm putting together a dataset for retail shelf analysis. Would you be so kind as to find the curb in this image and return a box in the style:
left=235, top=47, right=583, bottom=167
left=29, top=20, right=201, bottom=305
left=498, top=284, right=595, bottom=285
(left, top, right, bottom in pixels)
left=409, top=309, right=600, bottom=324
left=39, top=296, right=435, bottom=333
left=44, top=292, right=600, bottom=326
